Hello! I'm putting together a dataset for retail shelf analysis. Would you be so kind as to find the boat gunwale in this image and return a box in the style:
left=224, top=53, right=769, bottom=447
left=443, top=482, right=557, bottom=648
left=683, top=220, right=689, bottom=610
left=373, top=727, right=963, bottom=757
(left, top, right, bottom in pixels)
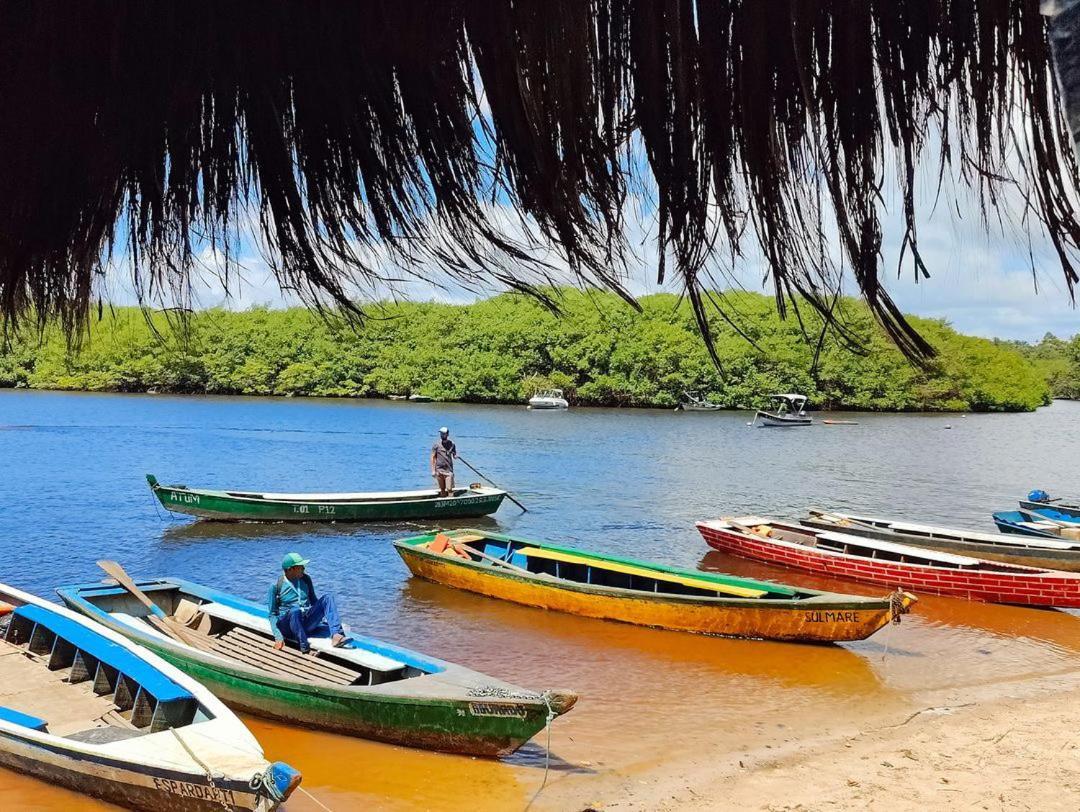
left=700, top=519, right=1080, bottom=579
left=151, top=481, right=506, bottom=507
left=808, top=510, right=1080, bottom=553
left=808, top=509, right=1080, bottom=549
left=393, top=532, right=895, bottom=610
left=55, top=579, right=549, bottom=710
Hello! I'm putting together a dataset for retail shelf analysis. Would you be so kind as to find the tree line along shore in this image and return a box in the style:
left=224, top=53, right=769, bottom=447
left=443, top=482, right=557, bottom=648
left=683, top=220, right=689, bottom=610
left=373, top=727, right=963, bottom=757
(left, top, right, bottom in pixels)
left=0, top=290, right=1074, bottom=413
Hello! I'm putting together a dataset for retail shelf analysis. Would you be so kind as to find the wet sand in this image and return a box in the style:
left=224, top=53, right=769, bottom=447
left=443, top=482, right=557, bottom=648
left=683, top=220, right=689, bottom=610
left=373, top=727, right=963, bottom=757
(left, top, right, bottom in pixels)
left=574, top=670, right=1080, bottom=811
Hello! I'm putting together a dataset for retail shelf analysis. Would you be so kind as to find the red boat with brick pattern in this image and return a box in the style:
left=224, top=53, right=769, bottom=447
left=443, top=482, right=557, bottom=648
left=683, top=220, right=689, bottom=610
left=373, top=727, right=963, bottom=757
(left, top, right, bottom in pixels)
left=696, top=517, right=1080, bottom=608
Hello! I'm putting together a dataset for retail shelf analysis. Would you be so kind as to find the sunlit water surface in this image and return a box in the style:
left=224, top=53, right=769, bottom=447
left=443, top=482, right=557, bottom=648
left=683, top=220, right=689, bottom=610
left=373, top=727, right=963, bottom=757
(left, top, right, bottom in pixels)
left=1, top=391, right=1078, bottom=809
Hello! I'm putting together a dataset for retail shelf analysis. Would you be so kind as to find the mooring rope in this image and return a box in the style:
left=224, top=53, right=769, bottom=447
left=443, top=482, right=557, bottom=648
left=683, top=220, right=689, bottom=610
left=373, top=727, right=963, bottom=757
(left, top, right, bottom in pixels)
left=296, top=785, right=335, bottom=812
left=523, top=691, right=557, bottom=812
left=169, top=727, right=231, bottom=811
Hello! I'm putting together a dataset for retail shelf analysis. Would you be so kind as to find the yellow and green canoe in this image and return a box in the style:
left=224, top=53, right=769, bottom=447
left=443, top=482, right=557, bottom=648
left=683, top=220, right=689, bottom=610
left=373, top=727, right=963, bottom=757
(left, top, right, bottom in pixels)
left=394, top=529, right=915, bottom=643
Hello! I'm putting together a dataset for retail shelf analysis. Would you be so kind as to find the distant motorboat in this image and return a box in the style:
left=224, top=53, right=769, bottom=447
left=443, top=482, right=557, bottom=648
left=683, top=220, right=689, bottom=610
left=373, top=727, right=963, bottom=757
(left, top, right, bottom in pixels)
left=528, top=389, right=569, bottom=410
left=753, top=393, right=812, bottom=427
left=675, top=391, right=722, bottom=412
left=408, top=393, right=433, bottom=402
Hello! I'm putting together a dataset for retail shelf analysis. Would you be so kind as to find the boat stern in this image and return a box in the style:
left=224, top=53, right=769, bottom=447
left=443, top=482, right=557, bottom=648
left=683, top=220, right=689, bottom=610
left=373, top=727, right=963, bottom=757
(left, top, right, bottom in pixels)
left=252, top=761, right=302, bottom=810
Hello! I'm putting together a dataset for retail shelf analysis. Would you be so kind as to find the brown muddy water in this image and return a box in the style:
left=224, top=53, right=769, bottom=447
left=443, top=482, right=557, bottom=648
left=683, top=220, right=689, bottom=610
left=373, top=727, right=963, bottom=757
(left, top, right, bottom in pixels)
left=1, top=391, right=1078, bottom=809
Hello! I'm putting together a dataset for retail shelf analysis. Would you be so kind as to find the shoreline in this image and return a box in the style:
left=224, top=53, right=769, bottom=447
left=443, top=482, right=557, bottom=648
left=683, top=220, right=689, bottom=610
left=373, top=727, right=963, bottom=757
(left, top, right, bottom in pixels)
left=0, top=385, right=1054, bottom=415
left=539, top=667, right=1080, bottom=810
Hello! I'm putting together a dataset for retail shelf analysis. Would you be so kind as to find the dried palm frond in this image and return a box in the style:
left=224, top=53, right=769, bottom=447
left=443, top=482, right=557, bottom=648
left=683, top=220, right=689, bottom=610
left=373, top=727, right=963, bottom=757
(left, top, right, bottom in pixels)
left=0, top=0, right=1078, bottom=361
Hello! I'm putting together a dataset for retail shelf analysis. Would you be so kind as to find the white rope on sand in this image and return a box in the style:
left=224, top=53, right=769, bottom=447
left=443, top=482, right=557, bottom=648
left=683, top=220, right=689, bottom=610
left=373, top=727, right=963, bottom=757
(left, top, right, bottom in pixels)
left=523, top=692, right=557, bottom=812
left=297, top=785, right=335, bottom=811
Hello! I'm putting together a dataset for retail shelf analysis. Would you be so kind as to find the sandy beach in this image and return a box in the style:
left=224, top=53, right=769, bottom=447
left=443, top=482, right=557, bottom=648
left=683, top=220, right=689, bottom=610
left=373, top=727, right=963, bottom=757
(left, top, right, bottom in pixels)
left=543, top=669, right=1080, bottom=811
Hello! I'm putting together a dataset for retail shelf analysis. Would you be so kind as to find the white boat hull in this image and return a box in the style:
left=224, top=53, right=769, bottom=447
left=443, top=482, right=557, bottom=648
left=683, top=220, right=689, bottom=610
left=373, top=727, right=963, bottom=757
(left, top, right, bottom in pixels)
left=0, top=584, right=297, bottom=811
left=528, top=399, right=569, bottom=410
left=755, top=411, right=812, bottom=427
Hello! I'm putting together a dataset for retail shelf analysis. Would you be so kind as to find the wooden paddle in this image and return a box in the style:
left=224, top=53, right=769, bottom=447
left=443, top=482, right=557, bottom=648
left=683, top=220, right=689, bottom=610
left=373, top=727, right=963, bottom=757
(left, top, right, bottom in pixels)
left=96, top=560, right=202, bottom=647
left=455, top=456, right=528, bottom=513
left=447, top=540, right=536, bottom=576
left=1017, top=507, right=1074, bottom=528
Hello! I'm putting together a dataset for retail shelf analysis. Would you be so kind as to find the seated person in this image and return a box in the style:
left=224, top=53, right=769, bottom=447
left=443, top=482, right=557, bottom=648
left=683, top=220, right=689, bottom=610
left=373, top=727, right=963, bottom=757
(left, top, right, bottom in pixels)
left=267, top=553, right=346, bottom=653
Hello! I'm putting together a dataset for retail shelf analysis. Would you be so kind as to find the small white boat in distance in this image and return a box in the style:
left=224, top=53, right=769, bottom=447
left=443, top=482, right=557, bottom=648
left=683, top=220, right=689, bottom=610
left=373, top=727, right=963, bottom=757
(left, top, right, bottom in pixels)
left=528, top=389, right=569, bottom=410
left=754, top=393, right=812, bottom=427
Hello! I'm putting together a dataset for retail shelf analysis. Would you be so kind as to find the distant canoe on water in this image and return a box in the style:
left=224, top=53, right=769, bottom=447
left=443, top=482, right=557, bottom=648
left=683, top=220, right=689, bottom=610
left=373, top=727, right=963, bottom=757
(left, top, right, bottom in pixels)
left=394, top=529, right=915, bottom=643
left=0, top=582, right=300, bottom=811
left=147, top=475, right=506, bottom=522
left=58, top=578, right=576, bottom=758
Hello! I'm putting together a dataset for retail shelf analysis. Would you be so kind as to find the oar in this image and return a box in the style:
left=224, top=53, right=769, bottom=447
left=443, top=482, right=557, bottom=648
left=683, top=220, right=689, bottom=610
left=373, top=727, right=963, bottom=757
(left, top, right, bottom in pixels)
left=444, top=538, right=537, bottom=576
left=455, top=456, right=528, bottom=513
left=1017, top=507, right=1075, bottom=528
left=96, top=560, right=202, bottom=647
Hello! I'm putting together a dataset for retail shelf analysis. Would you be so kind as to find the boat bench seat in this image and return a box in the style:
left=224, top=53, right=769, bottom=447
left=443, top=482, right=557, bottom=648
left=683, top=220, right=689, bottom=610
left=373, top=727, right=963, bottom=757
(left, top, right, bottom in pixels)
left=0, top=705, right=48, bottom=732
left=196, top=602, right=408, bottom=673
left=11, top=605, right=194, bottom=706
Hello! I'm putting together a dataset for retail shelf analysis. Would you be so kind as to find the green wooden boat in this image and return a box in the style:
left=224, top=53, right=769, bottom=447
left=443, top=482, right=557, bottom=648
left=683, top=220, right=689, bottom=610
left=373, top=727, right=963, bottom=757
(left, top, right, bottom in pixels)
left=57, top=578, right=577, bottom=757
left=147, top=474, right=507, bottom=522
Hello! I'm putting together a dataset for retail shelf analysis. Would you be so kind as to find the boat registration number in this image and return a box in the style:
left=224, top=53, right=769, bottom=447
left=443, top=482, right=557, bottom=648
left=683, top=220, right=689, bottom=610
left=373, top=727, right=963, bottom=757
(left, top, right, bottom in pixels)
left=468, top=702, right=529, bottom=719
left=804, top=610, right=860, bottom=623
left=292, top=505, right=336, bottom=515
left=151, top=777, right=236, bottom=805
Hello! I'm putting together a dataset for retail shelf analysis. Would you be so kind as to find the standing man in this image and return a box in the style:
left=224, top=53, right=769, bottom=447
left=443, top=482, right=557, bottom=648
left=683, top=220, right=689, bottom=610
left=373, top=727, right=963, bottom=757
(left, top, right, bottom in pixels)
left=431, top=426, right=457, bottom=497
left=268, top=552, right=347, bottom=653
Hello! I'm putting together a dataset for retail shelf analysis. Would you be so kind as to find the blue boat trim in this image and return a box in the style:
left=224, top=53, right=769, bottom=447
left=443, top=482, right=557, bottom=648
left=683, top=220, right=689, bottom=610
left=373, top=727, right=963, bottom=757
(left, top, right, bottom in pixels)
left=0, top=705, right=49, bottom=732
left=169, top=579, right=449, bottom=675
left=13, top=604, right=193, bottom=703
left=57, top=579, right=447, bottom=674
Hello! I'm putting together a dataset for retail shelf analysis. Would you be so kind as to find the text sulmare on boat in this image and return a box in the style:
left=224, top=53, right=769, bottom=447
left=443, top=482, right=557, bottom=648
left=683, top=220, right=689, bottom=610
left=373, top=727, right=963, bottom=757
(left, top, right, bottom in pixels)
left=804, top=509, right=1080, bottom=572
left=697, top=517, right=1080, bottom=608
left=0, top=582, right=300, bottom=812
left=393, top=529, right=915, bottom=643
left=147, top=474, right=506, bottom=522
left=57, top=577, right=576, bottom=757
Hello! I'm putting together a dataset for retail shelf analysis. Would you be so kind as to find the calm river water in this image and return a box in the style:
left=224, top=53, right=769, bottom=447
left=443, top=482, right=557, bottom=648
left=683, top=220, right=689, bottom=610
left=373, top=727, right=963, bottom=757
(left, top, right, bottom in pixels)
left=2, top=391, right=1079, bottom=810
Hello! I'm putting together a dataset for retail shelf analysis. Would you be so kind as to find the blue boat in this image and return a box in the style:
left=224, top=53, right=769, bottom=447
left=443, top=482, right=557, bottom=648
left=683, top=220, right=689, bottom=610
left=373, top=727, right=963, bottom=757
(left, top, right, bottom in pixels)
left=1018, top=489, right=1080, bottom=522
left=0, top=582, right=300, bottom=811
left=992, top=510, right=1067, bottom=539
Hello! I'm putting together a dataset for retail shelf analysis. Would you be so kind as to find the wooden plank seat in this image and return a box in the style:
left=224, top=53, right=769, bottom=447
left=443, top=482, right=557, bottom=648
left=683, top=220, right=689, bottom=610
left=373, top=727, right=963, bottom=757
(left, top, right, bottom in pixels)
left=207, top=627, right=362, bottom=686
left=194, top=601, right=407, bottom=673
left=8, top=605, right=196, bottom=732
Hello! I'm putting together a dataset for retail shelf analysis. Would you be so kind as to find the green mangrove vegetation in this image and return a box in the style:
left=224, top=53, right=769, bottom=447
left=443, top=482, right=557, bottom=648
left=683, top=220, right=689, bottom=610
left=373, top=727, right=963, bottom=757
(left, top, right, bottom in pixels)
left=0, top=290, right=1063, bottom=412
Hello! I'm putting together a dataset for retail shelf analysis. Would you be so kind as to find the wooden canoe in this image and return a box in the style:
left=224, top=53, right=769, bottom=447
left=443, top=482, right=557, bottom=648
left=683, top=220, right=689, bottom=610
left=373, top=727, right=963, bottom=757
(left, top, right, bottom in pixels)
left=0, top=583, right=299, bottom=812
left=803, top=509, right=1080, bottom=572
left=698, top=517, right=1080, bottom=607
left=393, top=529, right=915, bottom=643
left=147, top=474, right=506, bottom=522
left=57, top=578, right=576, bottom=758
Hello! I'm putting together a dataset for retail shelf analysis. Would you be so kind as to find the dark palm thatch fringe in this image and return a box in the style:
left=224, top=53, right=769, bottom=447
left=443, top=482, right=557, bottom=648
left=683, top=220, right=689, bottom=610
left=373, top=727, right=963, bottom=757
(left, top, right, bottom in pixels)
left=0, top=1, right=1078, bottom=361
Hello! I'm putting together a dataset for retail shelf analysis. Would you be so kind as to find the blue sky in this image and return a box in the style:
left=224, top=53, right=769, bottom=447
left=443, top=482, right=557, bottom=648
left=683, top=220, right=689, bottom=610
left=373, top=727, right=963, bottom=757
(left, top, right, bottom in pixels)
left=101, top=162, right=1080, bottom=344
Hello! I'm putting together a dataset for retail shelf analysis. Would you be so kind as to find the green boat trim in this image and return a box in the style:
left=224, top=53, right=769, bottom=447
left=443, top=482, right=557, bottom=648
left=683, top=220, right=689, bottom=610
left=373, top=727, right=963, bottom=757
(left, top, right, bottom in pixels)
left=393, top=529, right=898, bottom=604
left=57, top=578, right=576, bottom=757
left=146, top=474, right=507, bottom=522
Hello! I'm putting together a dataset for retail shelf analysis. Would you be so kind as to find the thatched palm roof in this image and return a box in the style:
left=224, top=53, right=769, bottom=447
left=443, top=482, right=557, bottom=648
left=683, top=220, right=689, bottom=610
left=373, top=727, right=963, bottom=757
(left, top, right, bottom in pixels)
left=0, top=1, right=1078, bottom=360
